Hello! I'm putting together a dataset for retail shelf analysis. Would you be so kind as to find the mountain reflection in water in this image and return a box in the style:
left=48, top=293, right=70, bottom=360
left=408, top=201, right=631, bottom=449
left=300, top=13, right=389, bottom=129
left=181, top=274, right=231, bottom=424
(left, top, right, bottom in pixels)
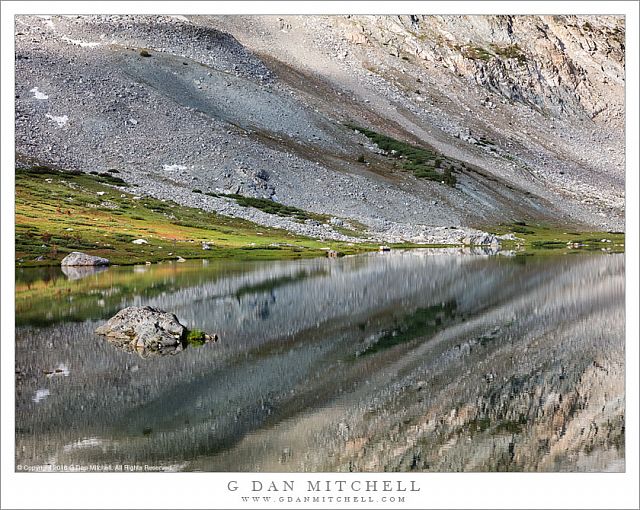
left=15, top=250, right=625, bottom=472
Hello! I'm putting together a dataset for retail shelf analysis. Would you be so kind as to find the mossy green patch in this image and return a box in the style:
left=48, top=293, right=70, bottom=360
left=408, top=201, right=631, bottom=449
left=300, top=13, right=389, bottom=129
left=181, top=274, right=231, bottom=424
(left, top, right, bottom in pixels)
left=346, top=124, right=458, bottom=186
left=491, top=44, right=528, bottom=64
left=461, top=46, right=493, bottom=61
left=222, top=194, right=329, bottom=222
left=183, top=329, right=208, bottom=347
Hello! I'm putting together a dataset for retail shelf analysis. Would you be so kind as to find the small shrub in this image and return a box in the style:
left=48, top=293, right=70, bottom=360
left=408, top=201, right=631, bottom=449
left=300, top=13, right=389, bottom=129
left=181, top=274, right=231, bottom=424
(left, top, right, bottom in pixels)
left=19, top=165, right=56, bottom=175
left=511, top=226, right=535, bottom=234
left=192, top=189, right=203, bottom=194
left=139, top=49, right=151, bottom=57
left=357, top=155, right=366, bottom=163
left=96, top=173, right=126, bottom=185
left=443, top=168, right=457, bottom=187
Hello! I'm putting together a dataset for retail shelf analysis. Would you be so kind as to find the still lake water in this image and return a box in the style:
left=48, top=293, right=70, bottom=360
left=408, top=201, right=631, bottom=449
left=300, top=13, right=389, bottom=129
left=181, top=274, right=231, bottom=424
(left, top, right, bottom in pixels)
left=15, top=250, right=625, bottom=472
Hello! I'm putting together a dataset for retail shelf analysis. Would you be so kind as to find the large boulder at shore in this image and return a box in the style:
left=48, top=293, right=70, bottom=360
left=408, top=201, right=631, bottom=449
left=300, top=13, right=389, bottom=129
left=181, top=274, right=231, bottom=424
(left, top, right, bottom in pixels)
left=95, top=306, right=216, bottom=356
left=461, top=233, right=500, bottom=247
left=61, top=251, right=110, bottom=266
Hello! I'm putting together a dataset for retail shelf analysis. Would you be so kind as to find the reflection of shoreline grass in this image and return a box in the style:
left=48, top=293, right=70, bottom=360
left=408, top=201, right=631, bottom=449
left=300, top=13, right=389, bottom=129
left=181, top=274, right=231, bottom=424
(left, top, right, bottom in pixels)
left=15, top=170, right=381, bottom=267
left=15, top=261, right=235, bottom=327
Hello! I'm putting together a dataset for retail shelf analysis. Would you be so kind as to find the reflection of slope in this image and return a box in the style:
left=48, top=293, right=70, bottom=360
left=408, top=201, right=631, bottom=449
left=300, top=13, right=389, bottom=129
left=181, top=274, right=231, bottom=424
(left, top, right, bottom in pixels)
left=358, top=300, right=458, bottom=356
left=15, top=253, right=624, bottom=472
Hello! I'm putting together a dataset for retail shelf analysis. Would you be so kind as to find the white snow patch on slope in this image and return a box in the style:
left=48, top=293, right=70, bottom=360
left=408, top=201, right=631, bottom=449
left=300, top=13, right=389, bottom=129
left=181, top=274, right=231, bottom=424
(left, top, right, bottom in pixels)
left=36, top=15, right=55, bottom=30
left=61, top=36, right=101, bottom=48
left=30, top=87, right=48, bottom=100
left=162, top=164, right=187, bottom=172
left=46, top=114, right=69, bottom=127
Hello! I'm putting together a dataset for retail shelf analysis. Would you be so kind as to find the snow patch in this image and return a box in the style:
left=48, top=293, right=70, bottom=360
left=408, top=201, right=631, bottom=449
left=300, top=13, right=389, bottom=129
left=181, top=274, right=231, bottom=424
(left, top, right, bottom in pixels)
left=170, top=15, right=189, bottom=22
left=61, top=36, right=101, bottom=48
left=30, top=87, right=48, bottom=100
left=162, top=164, right=187, bottom=172
left=36, top=15, right=55, bottom=30
left=46, top=114, right=69, bottom=128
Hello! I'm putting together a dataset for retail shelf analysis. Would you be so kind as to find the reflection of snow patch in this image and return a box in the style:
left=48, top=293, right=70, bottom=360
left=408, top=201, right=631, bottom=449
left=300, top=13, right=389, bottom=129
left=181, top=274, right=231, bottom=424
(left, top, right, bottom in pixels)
left=32, top=389, right=50, bottom=403
left=63, top=437, right=104, bottom=453
left=61, top=36, right=101, bottom=48
left=46, top=114, right=68, bottom=127
left=30, top=87, right=48, bottom=100
left=162, top=164, right=187, bottom=172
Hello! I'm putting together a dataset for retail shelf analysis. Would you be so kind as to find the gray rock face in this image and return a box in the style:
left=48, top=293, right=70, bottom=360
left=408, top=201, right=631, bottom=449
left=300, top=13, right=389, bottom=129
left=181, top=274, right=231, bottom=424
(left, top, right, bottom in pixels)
left=461, top=233, right=500, bottom=247
left=60, top=251, right=110, bottom=266
left=95, top=306, right=186, bottom=356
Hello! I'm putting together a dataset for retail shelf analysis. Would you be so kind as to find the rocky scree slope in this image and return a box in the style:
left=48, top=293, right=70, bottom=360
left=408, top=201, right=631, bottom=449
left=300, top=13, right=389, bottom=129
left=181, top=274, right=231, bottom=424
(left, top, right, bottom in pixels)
left=15, top=15, right=625, bottom=242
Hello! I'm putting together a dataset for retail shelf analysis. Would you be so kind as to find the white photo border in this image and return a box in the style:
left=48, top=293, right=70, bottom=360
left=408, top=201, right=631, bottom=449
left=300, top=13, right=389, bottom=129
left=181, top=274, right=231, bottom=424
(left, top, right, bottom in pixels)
left=1, top=2, right=638, bottom=509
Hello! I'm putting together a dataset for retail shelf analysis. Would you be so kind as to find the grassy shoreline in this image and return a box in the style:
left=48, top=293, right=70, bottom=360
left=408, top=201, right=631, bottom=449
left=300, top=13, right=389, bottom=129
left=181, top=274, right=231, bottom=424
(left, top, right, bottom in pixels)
left=15, top=169, right=624, bottom=268
left=483, top=221, right=625, bottom=255
left=15, top=169, right=385, bottom=268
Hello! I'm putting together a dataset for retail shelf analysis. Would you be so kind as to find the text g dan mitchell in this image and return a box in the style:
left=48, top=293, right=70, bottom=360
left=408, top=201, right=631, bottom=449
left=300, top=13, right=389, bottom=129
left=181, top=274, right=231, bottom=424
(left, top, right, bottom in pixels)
left=227, top=480, right=421, bottom=493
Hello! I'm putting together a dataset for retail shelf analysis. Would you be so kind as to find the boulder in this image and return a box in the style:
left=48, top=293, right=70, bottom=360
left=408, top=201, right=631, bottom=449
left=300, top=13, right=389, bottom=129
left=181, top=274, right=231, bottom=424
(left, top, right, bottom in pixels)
left=61, top=251, right=110, bottom=266
left=96, top=306, right=217, bottom=357
left=461, top=234, right=500, bottom=247
left=96, top=306, right=186, bottom=356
